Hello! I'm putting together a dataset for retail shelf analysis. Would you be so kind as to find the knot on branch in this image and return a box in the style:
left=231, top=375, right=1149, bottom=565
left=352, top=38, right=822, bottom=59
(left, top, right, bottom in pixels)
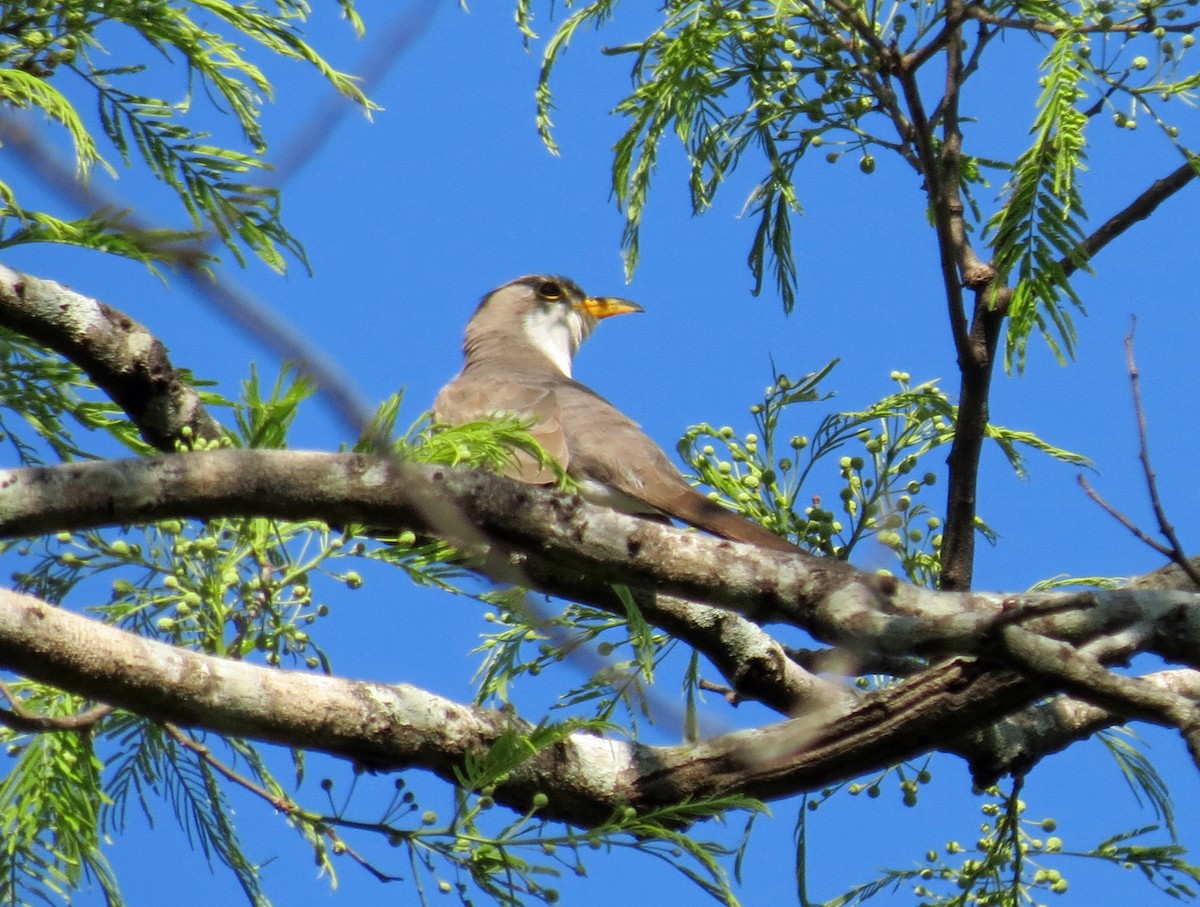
left=961, top=262, right=997, bottom=289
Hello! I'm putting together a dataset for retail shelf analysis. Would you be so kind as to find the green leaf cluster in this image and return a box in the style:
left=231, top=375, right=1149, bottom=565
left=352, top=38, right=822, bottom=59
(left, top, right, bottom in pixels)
left=809, top=779, right=1200, bottom=906
left=535, top=1, right=897, bottom=309
left=105, top=721, right=271, bottom=904
left=679, top=361, right=1087, bottom=586
left=0, top=0, right=372, bottom=271
left=0, top=326, right=156, bottom=463
left=525, top=0, right=1200, bottom=364
left=0, top=689, right=119, bottom=905
left=987, top=32, right=1092, bottom=371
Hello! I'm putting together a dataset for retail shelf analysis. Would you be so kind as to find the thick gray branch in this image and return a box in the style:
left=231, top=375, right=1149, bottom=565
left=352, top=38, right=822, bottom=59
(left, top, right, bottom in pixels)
left=0, top=262, right=223, bottom=450
left=4, top=450, right=1200, bottom=798
left=957, top=669, right=1200, bottom=782
left=0, top=586, right=1042, bottom=823
left=1, top=450, right=1197, bottom=665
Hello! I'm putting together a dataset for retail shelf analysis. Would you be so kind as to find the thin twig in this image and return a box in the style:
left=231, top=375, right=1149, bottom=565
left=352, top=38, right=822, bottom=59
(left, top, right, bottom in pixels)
left=0, top=681, right=112, bottom=732
left=964, top=7, right=1200, bottom=35
left=1063, top=161, right=1197, bottom=277
left=697, top=678, right=741, bottom=706
left=1077, top=474, right=1174, bottom=557
left=0, top=113, right=379, bottom=444
left=163, top=723, right=403, bottom=883
left=163, top=723, right=293, bottom=810
left=1125, top=325, right=1200, bottom=588
left=0, top=3, right=445, bottom=445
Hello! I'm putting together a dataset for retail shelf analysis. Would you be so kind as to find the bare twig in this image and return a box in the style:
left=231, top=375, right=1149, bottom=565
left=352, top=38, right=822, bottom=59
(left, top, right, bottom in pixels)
left=1077, top=326, right=1200, bottom=587
left=0, top=112, right=380, bottom=444
left=1125, top=325, right=1200, bottom=587
left=1063, top=161, right=1197, bottom=277
left=163, top=722, right=293, bottom=811
left=698, top=678, right=741, bottom=706
left=1077, top=474, right=1173, bottom=557
left=892, top=60, right=971, bottom=358
left=964, top=6, right=1200, bottom=35
left=270, top=4, right=439, bottom=188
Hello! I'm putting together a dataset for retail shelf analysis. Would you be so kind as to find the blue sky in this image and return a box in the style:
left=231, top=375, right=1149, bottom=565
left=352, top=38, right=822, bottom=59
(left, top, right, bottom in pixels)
left=6, top=0, right=1200, bottom=904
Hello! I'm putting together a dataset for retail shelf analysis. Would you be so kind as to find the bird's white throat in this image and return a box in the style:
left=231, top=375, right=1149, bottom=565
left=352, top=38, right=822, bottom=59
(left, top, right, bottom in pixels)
left=521, top=305, right=589, bottom=377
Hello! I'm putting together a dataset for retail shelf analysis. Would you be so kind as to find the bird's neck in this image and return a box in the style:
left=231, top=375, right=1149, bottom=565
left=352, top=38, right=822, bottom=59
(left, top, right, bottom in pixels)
left=519, top=305, right=589, bottom=377
left=463, top=307, right=592, bottom=378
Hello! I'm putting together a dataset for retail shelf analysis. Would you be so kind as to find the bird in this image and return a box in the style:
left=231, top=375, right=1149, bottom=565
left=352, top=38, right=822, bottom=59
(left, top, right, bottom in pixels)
left=434, top=274, right=797, bottom=553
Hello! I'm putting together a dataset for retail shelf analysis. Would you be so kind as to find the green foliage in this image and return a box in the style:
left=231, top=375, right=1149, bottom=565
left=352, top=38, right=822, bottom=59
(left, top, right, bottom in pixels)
left=415, top=414, right=570, bottom=486
left=525, top=0, right=1200, bottom=362
left=0, top=326, right=157, bottom=463
left=360, top=391, right=572, bottom=489
left=531, top=0, right=929, bottom=307
left=1100, top=727, right=1179, bottom=840
left=987, top=31, right=1091, bottom=371
left=472, top=592, right=677, bottom=725
left=105, top=720, right=270, bottom=905
left=231, top=363, right=316, bottom=450
left=0, top=689, right=119, bottom=906
left=0, top=338, right=1154, bottom=907
left=0, top=356, right=770, bottom=905
left=0, top=365, right=385, bottom=903
left=679, top=362, right=1087, bottom=585
left=0, top=209, right=211, bottom=269
left=9, top=368, right=359, bottom=669
left=806, top=781, right=1200, bottom=906
left=0, top=0, right=372, bottom=271
left=3, top=0, right=1199, bottom=898
left=359, top=784, right=764, bottom=907
left=0, top=66, right=103, bottom=171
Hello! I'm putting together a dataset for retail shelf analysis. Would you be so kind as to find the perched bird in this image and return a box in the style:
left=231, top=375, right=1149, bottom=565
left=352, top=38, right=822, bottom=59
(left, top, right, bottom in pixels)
left=434, top=275, right=797, bottom=553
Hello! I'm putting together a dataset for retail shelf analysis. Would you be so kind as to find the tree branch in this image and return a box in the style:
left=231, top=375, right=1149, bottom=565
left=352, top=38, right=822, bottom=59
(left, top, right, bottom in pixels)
left=626, top=592, right=853, bottom=717
left=1, top=451, right=1198, bottom=666
left=963, top=6, right=1200, bottom=36
left=924, top=0, right=1008, bottom=592
left=0, top=586, right=1048, bottom=825
left=957, top=668, right=1200, bottom=782
left=0, top=262, right=224, bottom=450
left=1001, top=625, right=1200, bottom=768
left=0, top=681, right=112, bottom=732
left=1062, top=160, right=1197, bottom=277
left=1, top=449, right=1198, bottom=822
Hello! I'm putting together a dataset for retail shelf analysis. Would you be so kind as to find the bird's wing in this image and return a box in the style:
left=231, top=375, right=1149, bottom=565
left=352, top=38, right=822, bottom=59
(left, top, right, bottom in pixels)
left=436, top=372, right=797, bottom=552
left=434, top=373, right=570, bottom=484
left=553, top=381, right=799, bottom=553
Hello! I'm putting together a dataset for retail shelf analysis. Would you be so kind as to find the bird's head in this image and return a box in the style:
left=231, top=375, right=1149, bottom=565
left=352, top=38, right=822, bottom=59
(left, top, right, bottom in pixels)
left=464, top=275, right=643, bottom=377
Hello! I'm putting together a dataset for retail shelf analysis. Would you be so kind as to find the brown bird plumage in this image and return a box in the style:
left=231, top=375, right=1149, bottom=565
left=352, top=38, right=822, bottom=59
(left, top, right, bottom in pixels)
left=434, top=275, right=797, bottom=553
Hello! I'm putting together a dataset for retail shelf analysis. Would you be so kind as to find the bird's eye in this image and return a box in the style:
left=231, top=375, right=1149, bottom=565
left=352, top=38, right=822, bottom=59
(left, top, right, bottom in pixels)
left=536, top=280, right=564, bottom=301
